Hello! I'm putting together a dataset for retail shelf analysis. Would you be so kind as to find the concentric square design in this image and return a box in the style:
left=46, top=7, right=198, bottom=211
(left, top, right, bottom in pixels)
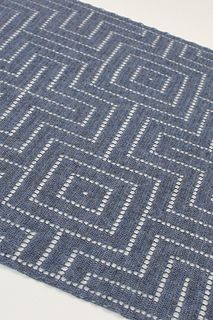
left=56, top=173, right=113, bottom=215
left=130, top=65, right=171, bottom=93
left=28, top=154, right=142, bottom=236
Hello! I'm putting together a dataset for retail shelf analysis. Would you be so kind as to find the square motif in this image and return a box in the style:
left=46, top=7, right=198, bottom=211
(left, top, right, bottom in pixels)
left=56, top=173, right=113, bottom=215
left=130, top=66, right=171, bottom=93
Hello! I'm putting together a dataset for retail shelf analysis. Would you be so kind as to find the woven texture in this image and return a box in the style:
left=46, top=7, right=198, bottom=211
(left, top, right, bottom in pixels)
left=0, top=0, right=213, bottom=319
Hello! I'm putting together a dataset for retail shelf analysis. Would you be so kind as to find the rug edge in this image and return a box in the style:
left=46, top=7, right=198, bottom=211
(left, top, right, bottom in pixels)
left=0, top=255, right=134, bottom=320
left=75, top=0, right=213, bottom=53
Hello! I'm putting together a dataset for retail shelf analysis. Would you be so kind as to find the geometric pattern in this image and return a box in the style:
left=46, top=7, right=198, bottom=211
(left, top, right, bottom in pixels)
left=0, top=0, right=213, bottom=319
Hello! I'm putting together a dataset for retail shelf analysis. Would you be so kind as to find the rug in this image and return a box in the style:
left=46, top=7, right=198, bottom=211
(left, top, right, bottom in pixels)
left=0, top=0, right=213, bottom=319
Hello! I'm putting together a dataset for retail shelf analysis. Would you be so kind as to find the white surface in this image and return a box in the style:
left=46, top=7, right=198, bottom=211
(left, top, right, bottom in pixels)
left=0, top=1, right=213, bottom=320
left=85, top=0, right=213, bottom=49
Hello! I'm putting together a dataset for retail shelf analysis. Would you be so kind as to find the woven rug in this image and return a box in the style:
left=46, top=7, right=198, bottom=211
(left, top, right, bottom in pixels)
left=0, top=0, right=213, bottom=319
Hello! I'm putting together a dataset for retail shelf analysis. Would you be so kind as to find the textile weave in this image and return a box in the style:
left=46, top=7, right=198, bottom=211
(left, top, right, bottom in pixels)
left=0, top=0, right=213, bottom=319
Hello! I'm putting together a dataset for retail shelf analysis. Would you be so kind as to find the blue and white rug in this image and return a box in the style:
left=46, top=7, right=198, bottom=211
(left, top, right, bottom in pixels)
left=0, top=0, right=213, bottom=319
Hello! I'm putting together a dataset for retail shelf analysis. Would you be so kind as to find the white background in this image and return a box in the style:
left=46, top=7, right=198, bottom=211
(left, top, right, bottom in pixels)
left=0, top=1, right=213, bottom=319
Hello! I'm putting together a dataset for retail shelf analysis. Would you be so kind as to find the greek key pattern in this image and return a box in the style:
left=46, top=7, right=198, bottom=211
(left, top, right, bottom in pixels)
left=0, top=0, right=213, bottom=319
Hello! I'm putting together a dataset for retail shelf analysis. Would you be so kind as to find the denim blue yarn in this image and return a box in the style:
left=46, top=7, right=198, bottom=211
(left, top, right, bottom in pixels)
left=0, top=0, right=213, bottom=319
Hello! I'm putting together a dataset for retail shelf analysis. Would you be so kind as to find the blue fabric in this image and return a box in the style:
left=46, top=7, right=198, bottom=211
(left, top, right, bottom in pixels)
left=0, top=0, right=213, bottom=319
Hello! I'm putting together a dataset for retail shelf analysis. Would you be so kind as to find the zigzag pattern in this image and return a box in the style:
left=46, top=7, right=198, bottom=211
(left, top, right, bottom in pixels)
left=0, top=0, right=213, bottom=319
